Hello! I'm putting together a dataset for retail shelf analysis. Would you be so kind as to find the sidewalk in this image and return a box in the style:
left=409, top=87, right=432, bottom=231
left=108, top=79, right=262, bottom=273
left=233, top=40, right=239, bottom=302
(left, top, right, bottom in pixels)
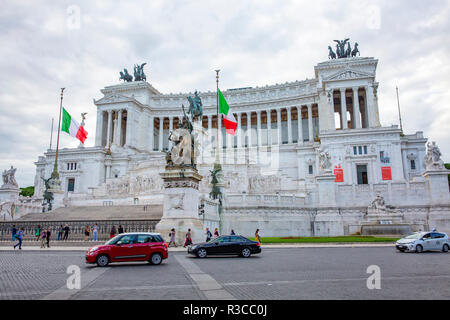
left=0, top=242, right=395, bottom=251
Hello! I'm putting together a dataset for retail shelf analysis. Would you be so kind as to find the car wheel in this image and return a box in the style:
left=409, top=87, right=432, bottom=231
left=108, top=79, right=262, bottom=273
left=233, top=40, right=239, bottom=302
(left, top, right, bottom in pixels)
left=241, top=247, right=251, bottom=258
left=442, top=244, right=449, bottom=253
left=415, top=244, right=423, bottom=253
left=96, top=254, right=110, bottom=267
left=197, top=248, right=207, bottom=258
left=150, top=253, right=162, bottom=265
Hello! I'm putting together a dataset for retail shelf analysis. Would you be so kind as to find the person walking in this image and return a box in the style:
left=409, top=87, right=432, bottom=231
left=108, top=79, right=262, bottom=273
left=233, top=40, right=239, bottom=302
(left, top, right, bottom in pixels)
left=205, top=228, right=212, bottom=242
left=110, top=225, right=117, bottom=239
left=184, top=229, right=192, bottom=247
left=214, top=228, right=219, bottom=238
left=230, top=229, right=236, bottom=235
left=92, top=224, right=98, bottom=241
left=11, top=225, right=17, bottom=241
left=35, top=225, right=41, bottom=241
left=13, top=228, right=24, bottom=250
left=168, top=228, right=177, bottom=247
left=63, top=224, right=70, bottom=241
left=40, top=229, right=47, bottom=248
left=57, top=225, right=63, bottom=241
left=84, top=225, right=90, bottom=241
left=46, top=228, right=51, bottom=248
left=255, top=229, right=261, bottom=245
left=118, top=225, right=124, bottom=234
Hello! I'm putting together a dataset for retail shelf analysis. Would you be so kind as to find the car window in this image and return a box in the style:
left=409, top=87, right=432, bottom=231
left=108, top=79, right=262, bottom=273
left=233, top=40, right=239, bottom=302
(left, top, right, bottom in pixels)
left=116, top=235, right=136, bottom=244
left=422, top=233, right=431, bottom=239
left=231, top=236, right=243, bottom=242
left=136, top=235, right=153, bottom=243
left=217, top=236, right=231, bottom=243
left=431, top=233, right=444, bottom=239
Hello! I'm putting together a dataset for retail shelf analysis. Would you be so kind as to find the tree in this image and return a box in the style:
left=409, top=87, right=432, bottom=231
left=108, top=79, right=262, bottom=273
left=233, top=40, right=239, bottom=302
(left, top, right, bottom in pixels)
left=19, top=186, right=34, bottom=197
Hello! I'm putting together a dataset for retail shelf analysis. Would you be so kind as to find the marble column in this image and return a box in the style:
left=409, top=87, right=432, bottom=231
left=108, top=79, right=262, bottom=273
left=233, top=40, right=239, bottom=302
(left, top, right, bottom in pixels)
left=266, top=110, right=272, bottom=146
left=352, top=87, right=361, bottom=129
left=95, top=109, right=103, bottom=146
left=168, top=116, right=173, bottom=149
left=307, top=104, right=313, bottom=142
left=149, top=116, right=154, bottom=151
left=117, top=109, right=123, bottom=146
left=297, top=106, right=303, bottom=145
left=276, top=109, right=281, bottom=145
left=158, top=117, right=164, bottom=151
left=340, top=88, right=348, bottom=129
left=237, top=113, right=242, bottom=148
left=256, top=110, right=262, bottom=147
left=287, top=107, right=292, bottom=144
left=246, top=112, right=252, bottom=147
left=365, top=85, right=376, bottom=127
left=106, top=110, right=113, bottom=147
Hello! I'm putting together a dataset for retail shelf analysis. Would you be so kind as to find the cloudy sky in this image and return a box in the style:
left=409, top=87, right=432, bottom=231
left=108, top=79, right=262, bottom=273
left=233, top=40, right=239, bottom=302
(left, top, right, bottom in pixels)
left=1, top=0, right=449, bottom=187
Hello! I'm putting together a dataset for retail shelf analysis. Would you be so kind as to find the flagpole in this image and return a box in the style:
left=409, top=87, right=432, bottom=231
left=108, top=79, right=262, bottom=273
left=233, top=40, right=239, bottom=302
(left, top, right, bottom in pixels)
left=396, top=86, right=403, bottom=133
left=215, top=69, right=220, bottom=163
left=51, top=88, right=65, bottom=179
left=49, top=118, right=54, bottom=150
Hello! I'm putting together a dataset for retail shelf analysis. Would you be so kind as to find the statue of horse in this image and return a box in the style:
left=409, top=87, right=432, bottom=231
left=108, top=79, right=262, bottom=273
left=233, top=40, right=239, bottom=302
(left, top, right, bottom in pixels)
left=186, top=91, right=203, bottom=121
left=351, top=42, right=360, bottom=57
left=345, top=42, right=352, bottom=57
left=119, top=69, right=133, bottom=82
left=328, top=46, right=336, bottom=59
left=133, top=63, right=147, bottom=82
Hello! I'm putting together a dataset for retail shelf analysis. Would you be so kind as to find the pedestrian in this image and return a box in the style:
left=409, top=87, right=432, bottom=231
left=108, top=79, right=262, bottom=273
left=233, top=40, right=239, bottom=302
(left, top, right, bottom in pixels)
left=214, top=228, right=219, bottom=238
left=84, top=225, right=90, bottom=241
left=168, top=228, right=177, bottom=247
left=118, top=225, right=124, bottom=234
left=40, top=229, right=47, bottom=248
left=63, top=224, right=70, bottom=240
left=205, top=228, right=212, bottom=242
left=230, top=229, right=235, bottom=235
left=110, top=225, right=116, bottom=239
left=57, top=225, right=63, bottom=241
left=11, top=224, right=17, bottom=241
left=35, top=225, right=41, bottom=241
left=46, top=228, right=51, bottom=248
left=255, top=229, right=261, bottom=244
left=92, top=224, right=98, bottom=241
left=184, top=229, right=192, bottom=247
left=13, top=228, right=24, bottom=250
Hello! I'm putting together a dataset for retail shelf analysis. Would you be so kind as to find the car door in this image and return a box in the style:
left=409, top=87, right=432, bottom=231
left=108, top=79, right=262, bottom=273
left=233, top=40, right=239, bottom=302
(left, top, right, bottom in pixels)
left=430, top=233, right=444, bottom=251
left=111, top=234, right=138, bottom=261
left=134, top=234, right=155, bottom=260
left=230, top=236, right=245, bottom=254
left=208, top=236, right=232, bottom=255
left=421, top=233, right=433, bottom=251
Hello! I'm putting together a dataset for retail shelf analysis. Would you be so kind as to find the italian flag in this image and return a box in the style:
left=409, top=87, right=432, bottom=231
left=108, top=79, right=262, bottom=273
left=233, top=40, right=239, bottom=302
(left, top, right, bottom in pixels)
left=61, top=107, right=88, bottom=143
left=218, top=89, right=237, bottom=135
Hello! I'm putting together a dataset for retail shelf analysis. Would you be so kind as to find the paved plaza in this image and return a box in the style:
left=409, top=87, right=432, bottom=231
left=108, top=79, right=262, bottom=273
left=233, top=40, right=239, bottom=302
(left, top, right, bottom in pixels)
left=0, top=246, right=449, bottom=300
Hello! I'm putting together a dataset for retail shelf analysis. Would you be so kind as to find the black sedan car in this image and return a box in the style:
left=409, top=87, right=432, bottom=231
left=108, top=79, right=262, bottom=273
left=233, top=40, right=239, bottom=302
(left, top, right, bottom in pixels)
left=188, top=235, right=261, bottom=258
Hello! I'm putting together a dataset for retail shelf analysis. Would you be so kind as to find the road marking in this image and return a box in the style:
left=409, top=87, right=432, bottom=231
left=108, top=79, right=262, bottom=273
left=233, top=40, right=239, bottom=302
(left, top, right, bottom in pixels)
left=174, top=255, right=235, bottom=300
left=41, top=267, right=109, bottom=300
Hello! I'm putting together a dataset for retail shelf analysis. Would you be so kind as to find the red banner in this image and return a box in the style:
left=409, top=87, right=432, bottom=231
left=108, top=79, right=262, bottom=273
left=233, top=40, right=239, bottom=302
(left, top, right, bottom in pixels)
left=334, top=165, right=344, bottom=182
left=381, top=166, right=392, bottom=180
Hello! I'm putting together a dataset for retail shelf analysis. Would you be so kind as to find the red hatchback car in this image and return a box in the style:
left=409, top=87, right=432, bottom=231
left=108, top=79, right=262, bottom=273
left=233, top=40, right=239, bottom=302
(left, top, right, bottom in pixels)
left=86, top=232, right=168, bottom=267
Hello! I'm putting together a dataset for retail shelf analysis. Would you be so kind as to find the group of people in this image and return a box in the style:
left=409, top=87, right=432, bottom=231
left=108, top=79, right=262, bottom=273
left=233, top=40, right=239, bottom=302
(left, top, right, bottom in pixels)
left=167, top=227, right=261, bottom=247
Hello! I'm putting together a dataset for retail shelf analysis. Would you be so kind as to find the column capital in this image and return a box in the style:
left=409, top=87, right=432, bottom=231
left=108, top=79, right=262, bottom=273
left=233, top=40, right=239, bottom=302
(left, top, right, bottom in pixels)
left=339, top=87, right=346, bottom=93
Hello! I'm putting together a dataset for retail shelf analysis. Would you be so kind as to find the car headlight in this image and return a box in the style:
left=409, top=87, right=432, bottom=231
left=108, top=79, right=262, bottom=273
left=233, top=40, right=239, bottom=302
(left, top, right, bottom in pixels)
left=89, top=247, right=99, bottom=253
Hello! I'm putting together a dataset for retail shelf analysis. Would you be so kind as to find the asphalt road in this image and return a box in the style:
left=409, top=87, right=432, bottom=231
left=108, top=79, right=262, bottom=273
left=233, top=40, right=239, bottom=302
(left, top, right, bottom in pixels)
left=0, top=247, right=449, bottom=300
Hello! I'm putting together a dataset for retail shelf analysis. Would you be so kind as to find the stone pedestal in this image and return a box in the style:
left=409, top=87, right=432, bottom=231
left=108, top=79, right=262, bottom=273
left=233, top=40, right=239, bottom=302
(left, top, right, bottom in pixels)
left=155, top=166, right=204, bottom=245
left=0, top=186, right=20, bottom=203
left=423, top=169, right=450, bottom=205
left=48, top=188, right=65, bottom=210
left=316, top=171, right=336, bottom=206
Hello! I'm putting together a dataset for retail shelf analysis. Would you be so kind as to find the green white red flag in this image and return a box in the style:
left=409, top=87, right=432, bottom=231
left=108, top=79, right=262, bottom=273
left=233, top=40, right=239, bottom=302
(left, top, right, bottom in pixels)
left=218, top=89, right=237, bottom=135
left=61, top=107, right=88, bottom=143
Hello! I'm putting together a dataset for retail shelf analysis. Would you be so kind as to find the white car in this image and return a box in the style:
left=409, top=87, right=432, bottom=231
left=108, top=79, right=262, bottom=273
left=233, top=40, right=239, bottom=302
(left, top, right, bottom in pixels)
left=395, top=231, right=449, bottom=253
